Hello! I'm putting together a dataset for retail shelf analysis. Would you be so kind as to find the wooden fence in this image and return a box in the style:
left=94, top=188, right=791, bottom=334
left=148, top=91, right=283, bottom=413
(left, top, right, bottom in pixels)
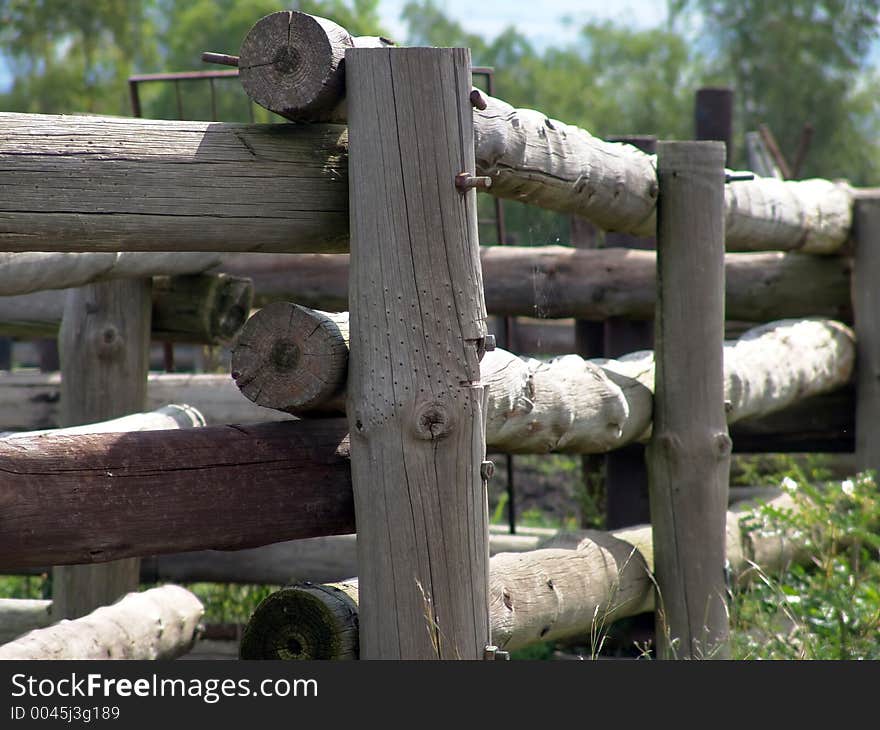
left=0, top=9, right=875, bottom=660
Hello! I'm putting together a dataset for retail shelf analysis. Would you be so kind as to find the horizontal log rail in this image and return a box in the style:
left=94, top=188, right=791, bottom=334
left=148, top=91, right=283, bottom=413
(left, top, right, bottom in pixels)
left=237, top=492, right=803, bottom=657
left=0, top=585, right=203, bottom=659
left=232, top=303, right=855, bottom=453
left=0, top=252, right=222, bottom=296
left=0, top=108, right=856, bottom=254
left=0, top=273, right=253, bottom=345
left=217, top=10, right=856, bottom=253
left=220, top=247, right=852, bottom=322
left=0, top=420, right=354, bottom=568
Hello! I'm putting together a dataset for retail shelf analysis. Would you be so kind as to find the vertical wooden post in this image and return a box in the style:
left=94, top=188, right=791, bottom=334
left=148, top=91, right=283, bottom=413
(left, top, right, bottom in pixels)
left=647, top=141, right=730, bottom=659
left=346, top=47, right=489, bottom=659
left=852, top=196, right=880, bottom=474
left=51, top=279, right=151, bottom=620
left=694, top=87, right=734, bottom=165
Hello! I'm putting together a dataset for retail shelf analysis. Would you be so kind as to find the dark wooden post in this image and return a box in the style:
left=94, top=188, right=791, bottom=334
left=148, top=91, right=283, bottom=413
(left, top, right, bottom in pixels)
left=694, top=87, right=734, bottom=165
left=852, top=195, right=880, bottom=474
left=647, top=141, right=730, bottom=659
left=51, top=279, right=151, bottom=619
left=346, top=47, right=490, bottom=659
left=603, top=135, right=657, bottom=530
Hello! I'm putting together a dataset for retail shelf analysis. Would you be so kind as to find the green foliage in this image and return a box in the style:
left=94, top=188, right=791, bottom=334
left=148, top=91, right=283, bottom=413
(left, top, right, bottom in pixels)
left=732, top=471, right=880, bottom=659
left=0, top=574, right=49, bottom=600
left=670, top=0, right=880, bottom=182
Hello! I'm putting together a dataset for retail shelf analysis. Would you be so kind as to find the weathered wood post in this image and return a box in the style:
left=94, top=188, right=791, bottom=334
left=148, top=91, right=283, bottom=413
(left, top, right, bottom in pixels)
left=51, top=279, right=151, bottom=619
left=646, top=141, right=730, bottom=659
left=852, top=194, right=880, bottom=474
left=346, top=46, right=490, bottom=659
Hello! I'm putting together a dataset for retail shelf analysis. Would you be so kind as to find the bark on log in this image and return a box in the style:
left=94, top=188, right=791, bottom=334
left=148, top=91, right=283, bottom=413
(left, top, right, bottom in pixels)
left=230, top=12, right=854, bottom=253
left=220, top=248, right=853, bottom=322
left=231, top=304, right=855, bottom=453
left=0, top=420, right=355, bottom=568
left=0, top=585, right=203, bottom=660
left=0, top=600, right=52, bottom=644
left=231, top=302, right=349, bottom=414
left=237, top=493, right=803, bottom=658
left=0, top=252, right=222, bottom=297
left=0, top=112, right=349, bottom=253
left=0, top=274, right=253, bottom=345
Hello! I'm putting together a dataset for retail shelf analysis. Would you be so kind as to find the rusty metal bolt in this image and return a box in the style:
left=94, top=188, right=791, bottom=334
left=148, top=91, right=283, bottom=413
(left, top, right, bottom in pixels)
left=455, top=172, right=492, bottom=192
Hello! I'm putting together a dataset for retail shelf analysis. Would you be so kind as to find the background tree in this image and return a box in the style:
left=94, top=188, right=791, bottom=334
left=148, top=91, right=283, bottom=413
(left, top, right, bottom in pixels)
left=670, top=0, right=880, bottom=183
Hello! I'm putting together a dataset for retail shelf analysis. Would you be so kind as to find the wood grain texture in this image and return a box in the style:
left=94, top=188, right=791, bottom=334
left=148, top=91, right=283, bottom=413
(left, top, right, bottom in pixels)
left=0, top=420, right=355, bottom=568
left=0, top=372, right=292, bottom=432
left=232, top=302, right=349, bottom=414
left=0, top=112, right=349, bottom=253
left=647, top=142, right=730, bottom=659
left=221, top=247, right=852, bottom=323
left=239, top=580, right=360, bottom=660
left=346, top=47, right=489, bottom=659
left=239, top=10, right=391, bottom=123
left=0, top=252, right=222, bottom=296
left=0, top=585, right=203, bottom=660
left=232, top=492, right=806, bottom=657
left=229, top=305, right=854, bottom=454
left=852, top=197, right=880, bottom=473
left=0, top=403, right=205, bottom=439
left=0, top=274, right=253, bottom=345
left=52, top=278, right=152, bottom=620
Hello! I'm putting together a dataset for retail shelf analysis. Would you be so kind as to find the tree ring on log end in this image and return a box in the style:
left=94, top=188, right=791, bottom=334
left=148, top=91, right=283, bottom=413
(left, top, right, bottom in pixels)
left=238, top=11, right=353, bottom=122
left=231, top=301, right=349, bottom=414
left=239, top=584, right=358, bottom=660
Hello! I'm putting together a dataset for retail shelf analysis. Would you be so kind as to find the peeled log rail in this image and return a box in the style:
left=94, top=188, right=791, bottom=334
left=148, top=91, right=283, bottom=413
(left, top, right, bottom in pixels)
left=219, top=248, right=852, bottom=322
left=0, top=420, right=354, bottom=568
left=0, top=252, right=222, bottom=297
left=0, top=372, right=291, bottom=432
left=0, top=112, right=349, bottom=253
left=0, top=403, right=205, bottom=439
left=231, top=304, right=855, bottom=453
left=0, top=273, right=253, bottom=345
left=238, top=493, right=802, bottom=657
left=0, top=111, right=853, bottom=254
left=0, top=586, right=203, bottom=660
left=229, top=10, right=854, bottom=253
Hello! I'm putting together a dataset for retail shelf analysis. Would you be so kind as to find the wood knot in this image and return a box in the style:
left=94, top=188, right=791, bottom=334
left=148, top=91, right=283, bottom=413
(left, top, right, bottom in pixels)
left=271, top=340, right=300, bottom=371
left=94, top=325, right=123, bottom=358
left=714, top=432, right=733, bottom=458
left=413, top=401, right=455, bottom=441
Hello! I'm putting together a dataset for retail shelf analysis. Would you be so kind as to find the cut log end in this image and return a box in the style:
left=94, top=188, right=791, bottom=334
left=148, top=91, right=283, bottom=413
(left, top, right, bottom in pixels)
left=239, top=11, right=351, bottom=122
left=239, top=582, right=359, bottom=660
left=231, top=301, right=349, bottom=414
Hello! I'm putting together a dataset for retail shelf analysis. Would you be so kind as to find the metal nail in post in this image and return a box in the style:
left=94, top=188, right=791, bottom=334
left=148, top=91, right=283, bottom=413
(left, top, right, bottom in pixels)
left=455, top=172, right=492, bottom=192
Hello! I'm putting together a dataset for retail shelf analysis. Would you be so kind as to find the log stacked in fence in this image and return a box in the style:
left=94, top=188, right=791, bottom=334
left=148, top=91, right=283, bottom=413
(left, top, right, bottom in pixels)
left=0, top=273, right=253, bottom=345
left=237, top=492, right=804, bottom=658
left=0, top=586, right=203, bottom=660
left=231, top=302, right=855, bottom=453
left=219, top=247, right=853, bottom=322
